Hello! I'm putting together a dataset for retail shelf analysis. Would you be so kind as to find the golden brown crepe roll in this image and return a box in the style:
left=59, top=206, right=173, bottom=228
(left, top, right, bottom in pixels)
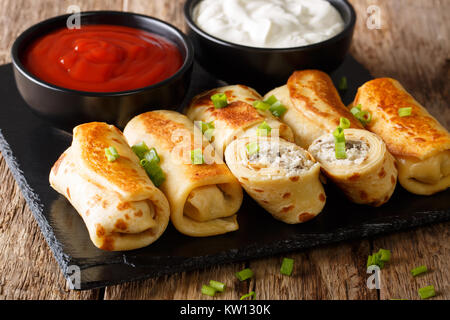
left=225, top=136, right=325, bottom=224
left=353, top=78, right=450, bottom=195
left=123, top=110, right=243, bottom=237
left=49, top=122, right=170, bottom=251
left=186, top=84, right=295, bottom=154
left=265, top=70, right=363, bottom=148
left=309, top=129, right=398, bottom=206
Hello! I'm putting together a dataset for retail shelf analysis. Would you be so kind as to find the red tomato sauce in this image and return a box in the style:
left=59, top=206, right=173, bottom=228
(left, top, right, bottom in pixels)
left=23, top=25, right=183, bottom=92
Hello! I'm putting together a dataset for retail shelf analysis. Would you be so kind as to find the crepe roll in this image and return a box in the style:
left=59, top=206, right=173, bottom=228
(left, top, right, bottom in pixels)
left=225, top=136, right=325, bottom=224
left=123, top=110, right=243, bottom=237
left=186, top=84, right=295, bottom=154
left=353, top=78, right=450, bottom=195
left=309, top=129, right=397, bottom=206
left=49, top=122, right=170, bottom=251
left=265, top=70, right=363, bottom=148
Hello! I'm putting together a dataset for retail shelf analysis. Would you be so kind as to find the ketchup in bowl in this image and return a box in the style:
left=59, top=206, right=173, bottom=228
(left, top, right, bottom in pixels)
left=22, top=24, right=183, bottom=92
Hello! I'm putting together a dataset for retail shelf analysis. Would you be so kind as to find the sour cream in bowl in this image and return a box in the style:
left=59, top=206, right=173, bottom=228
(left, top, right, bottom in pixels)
left=193, top=0, right=345, bottom=48
left=184, top=0, right=356, bottom=91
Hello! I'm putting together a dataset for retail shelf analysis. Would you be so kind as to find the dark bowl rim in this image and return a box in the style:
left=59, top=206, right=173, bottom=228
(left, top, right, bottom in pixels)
left=184, top=0, right=356, bottom=52
left=11, top=10, right=194, bottom=97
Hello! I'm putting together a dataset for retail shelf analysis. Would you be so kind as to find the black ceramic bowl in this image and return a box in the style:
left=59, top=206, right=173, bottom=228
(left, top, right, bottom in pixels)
left=184, top=0, right=356, bottom=92
left=11, top=11, right=194, bottom=130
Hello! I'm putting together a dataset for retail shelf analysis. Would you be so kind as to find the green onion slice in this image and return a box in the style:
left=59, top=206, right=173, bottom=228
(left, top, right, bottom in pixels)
left=338, top=76, right=348, bottom=90
left=209, top=280, right=226, bottom=292
left=131, top=141, right=150, bottom=160
left=269, top=103, right=287, bottom=118
left=143, top=147, right=160, bottom=164
left=246, top=142, right=259, bottom=156
left=411, top=265, right=428, bottom=277
left=350, top=104, right=362, bottom=116
left=377, top=249, right=391, bottom=262
left=257, top=121, right=272, bottom=136
left=264, top=95, right=278, bottom=106
left=339, top=117, right=351, bottom=129
left=200, top=121, right=215, bottom=141
left=398, top=107, right=412, bottom=117
left=333, top=127, right=346, bottom=143
left=235, top=268, right=254, bottom=281
left=105, top=146, right=119, bottom=162
left=280, top=258, right=294, bottom=276
left=418, top=285, right=436, bottom=299
left=240, top=291, right=255, bottom=300
left=211, top=93, right=228, bottom=109
left=356, top=110, right=372, bottom=125
left=335, top=141, right=347, bottom=159
left=253, top=100, right=271, bottom=111
left=191, top=148, right=205, bottom=165
left=140, top=159, right=166, bottom=187
left=201, top=285, right=216, bottom=297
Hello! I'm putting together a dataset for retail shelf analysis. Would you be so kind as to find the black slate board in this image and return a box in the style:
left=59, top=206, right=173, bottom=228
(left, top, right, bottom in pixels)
left=0, top=56, right=449, bottom=290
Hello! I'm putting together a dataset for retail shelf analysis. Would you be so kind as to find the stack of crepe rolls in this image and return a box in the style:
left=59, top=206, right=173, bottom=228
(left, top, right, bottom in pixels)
left=49, top=122, right=170, bottom=251
left=225, top=136, right=326, bottom=224
left=123, top=110, right=243, bottom=237
left=186, top=85, right=325, bottom=223
left=353, top=78, right=450, bottom=195
left=186, top=84, right=295, bottom=155
left=309, top=129, right=398, bottom=206
left=265, top=70, right=363, bottom=148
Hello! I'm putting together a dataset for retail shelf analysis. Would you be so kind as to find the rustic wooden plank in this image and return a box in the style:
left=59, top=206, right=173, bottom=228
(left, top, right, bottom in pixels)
left=373, top=223, right=450, bottom=300
left=0, top=0, right=123, bottom=300
left=251, top=240, right=377, bottom=300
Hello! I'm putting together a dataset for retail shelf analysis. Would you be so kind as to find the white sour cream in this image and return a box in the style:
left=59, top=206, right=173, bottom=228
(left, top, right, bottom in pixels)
left=193, top=0, right=345, bottom=48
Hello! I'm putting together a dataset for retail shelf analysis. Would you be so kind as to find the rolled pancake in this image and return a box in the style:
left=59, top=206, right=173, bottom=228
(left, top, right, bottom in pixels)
left=265, top=70, right=363, bottom=148
left=186, top=84, right=294, bottom=154
left=49, top=122, right=170, bottom=251
left=225, top=136, right=325, bottom=224
left=353, top=78, right=450, bottom=195
left=123, top=110, right=243, bottom=237
left=309, top=129, right=398, bottom=206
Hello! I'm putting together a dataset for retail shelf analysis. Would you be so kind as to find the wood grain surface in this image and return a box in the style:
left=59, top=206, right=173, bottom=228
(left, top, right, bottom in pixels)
left=0, top=0, right=448, bottom=300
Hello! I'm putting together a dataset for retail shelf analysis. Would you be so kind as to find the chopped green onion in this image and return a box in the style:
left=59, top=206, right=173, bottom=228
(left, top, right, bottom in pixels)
left=200, top=121, right=215, bottom=134
left=209, top=280, right=226, bottom=292
left=131, top=141, right=150, bottom=160
left=418, top=285, right=436, bottom=299
left=105, top=146, right=119, bottom=162
left=350, top=104, right=372, bottom=126
left=200, top=121, right=215, bottom=141
left=333, top=127, right=346, bottom=143
left=240, top=291, right=255, bottom=300
left=264, top=95, right=278, bottom=106
left=339, top=117, right=351, bottom=129
left=350, top=104, right=362, bottom=116
left=253, top=100, right=271, bottom=111
left=140, top=159, right=166, bottom=187
left=411, top=265, right=428, bottom=277
left=378, top=249, right=391, bottom=262
left=211, top=93, right=228, bottom=109
left=143, top=147, right=160, bottom=163
left=246, top=142, right=259, bottom=156
left=235, top=268, right=254, bottom=281
left=191, top=148, right=204, bottom=165
left=257, top=121, right=272, bottom=136
left=338, top=76, right=348, bottom=90
left=356, top=110, right=372, bottom=125
left=269, top=103, right=287, bottom=117
left=280, top=258, right=294, bottom=276
left=335, top=141, right=347, bottom=159
left=201, top=285, right=216, bottom=297
left=398, top=107, right=412, bottom=117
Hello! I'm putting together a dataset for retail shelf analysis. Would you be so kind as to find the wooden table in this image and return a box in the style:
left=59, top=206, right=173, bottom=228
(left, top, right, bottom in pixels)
left=0, top=0, right=448, bottom=300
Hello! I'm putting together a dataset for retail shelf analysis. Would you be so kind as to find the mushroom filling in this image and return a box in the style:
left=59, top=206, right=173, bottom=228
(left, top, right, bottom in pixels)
left=247, top=141, right=314, bottom=176
left=310, top=136, right=369, bottom=165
